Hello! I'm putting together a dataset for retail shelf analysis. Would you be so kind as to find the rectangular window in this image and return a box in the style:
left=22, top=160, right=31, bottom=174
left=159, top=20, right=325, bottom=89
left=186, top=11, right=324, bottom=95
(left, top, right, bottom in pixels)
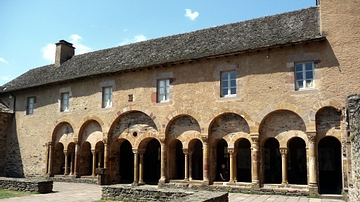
left=157, top=79, right=170, bottom=102
left=221, top=71, right=236, bottom=97
left=60, top=92, right=69, bottom=112
left=26, top=97, right=35, bottom=115
left=295, top=62, right=314, bottom=90
left=102, top=87, right=112, bottom=108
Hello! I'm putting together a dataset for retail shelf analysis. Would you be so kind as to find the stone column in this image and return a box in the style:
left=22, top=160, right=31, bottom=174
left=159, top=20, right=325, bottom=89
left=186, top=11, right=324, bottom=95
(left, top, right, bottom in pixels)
left=64, top=150, right=68, bottom=175
left=104, top=141, right=108, bottom=169
left=202, top=136, right=209, bottom=185
left=189, top=150, right=193, bottom=181
left=159, top=137, right=166, bottom=184
left=132, top=149, right=139, bottom=185
left=138, top=149, right=145, bottom=185
left=280, top=147, right=288, bottom=185
left=70, top=153, right=74, bottom=175
left=307, top=132, right=318, bottom=197
left=91, top=149, right=96, bottom=177
left=98, top=151, right=102, bottom=168
left=251, top=134, right=260, bottom=189
left=183, top=149, right=189, bottom=181
left=47, top=142, right=53, bottom=177
left=74, top=142, right=80, bottom=177
left=228, top=148, right=235, bottom=184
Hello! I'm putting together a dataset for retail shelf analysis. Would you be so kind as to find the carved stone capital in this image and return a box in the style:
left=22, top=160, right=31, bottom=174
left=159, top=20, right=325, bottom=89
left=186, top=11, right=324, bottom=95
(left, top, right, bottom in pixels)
left=307, top=132, right=316, bottom=144
left=183, top=148, right=189, bottom=155
left=159, top=136, right=166, bottom=144
left=201, top=135, right=209, bottom=143
left=280, top=148, right=288, bottom=157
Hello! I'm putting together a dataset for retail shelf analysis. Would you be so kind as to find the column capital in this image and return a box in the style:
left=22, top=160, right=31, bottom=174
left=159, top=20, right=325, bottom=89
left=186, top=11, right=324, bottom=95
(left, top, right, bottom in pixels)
left=91, top=149, right=96, bottom=154
left=306, top=132, right=317, bottom=144
left=201, top=135, right=209, bottom=143
left=228, top=148, right=237, bottom=155
left=158, top=136, right=166, bottom=144
left=63, top=150, right=68, bottom=155
left=183, top=148, right=189, bottom=155
left=279, top=147, right=288, bottom=157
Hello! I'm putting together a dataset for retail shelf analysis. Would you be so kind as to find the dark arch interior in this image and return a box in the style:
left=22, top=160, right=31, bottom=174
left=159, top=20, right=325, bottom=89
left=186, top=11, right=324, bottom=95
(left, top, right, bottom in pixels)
left=318, top=136, right=342, bottom=194
left=216, top=139, right=229, bottom=181
left=288, top=137, right=307, bottom=185
left=144, top=139, right=161, bottom=184
left=119, top=140, right=133, bottom=183
left=192, top=140, right=203, bottom=180
left=264, top=138, right=281, bottom=184
left=237, top=139, right=251, bottom=182
left=175, top=140, right=184, bottom=179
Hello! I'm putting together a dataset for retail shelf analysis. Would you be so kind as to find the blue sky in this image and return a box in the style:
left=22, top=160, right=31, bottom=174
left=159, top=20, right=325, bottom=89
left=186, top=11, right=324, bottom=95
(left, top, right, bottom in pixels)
left=0, top=0, right=316, bottom=86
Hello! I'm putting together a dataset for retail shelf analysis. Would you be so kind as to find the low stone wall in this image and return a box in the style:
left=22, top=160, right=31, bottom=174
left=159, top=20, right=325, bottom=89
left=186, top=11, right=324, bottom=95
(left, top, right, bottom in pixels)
left=102, top=185, right=228, bottom=202
left=163, top=182, right=309, bottom=197
left=0, top=177, right=53, bottom=193
left=51, top=176, right=98, bottom=184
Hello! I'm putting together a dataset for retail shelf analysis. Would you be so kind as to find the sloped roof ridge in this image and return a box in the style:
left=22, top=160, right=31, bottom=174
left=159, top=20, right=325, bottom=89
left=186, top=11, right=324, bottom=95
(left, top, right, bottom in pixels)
left=1, top=6, right=322, bottom=93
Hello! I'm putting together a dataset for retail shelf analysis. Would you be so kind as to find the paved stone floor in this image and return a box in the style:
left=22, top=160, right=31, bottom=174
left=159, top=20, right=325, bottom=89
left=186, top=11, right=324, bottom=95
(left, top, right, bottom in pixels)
left=0, top=182, right=345, bottom=202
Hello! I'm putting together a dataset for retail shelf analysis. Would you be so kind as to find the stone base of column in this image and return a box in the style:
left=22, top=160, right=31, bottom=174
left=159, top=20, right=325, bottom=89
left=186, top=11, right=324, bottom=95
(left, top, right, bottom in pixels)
left=251, top=180, right=260, bottom=190
left=202, top=180, right=209, bottom=185
left=158, top=179, right=165, bottom=187
left=227, top=181, right=236, bottom=186
left=308, top=184, right=319, bottom=197
left=132, top=182, right=139, bottom=186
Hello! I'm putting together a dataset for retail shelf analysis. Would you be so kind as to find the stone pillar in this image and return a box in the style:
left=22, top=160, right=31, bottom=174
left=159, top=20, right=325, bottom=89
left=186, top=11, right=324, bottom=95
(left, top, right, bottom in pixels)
left=159, top=137, right=166, bottom=184
left=183, top=149, right=189, bottom=181
left=104, top=141, right=108, bottom=169
left=189, top=150, right=193, bottom=181
left=307, top=132, right=319, bottom=197
left=202, top=135, right=209, bottom=185
left=91, top=149, right=96, bottom=177
left=64, top=150, right=68, bottom=175
left=228, top=148, right=235, bottom=184
left=138, top=149, right=145, bottom=185
left=47, top=142, right=53, bottom=177
left=132, top=149, right=139, bottom=185
left=74, top=142, right=80, bottom=177
left=70, top=153, right=74, bottom=175
left=251, top=134, right=260, bottom=189
left=280, top=147, right=288, bottom=185
left=98, top=151, right=102, bottom=168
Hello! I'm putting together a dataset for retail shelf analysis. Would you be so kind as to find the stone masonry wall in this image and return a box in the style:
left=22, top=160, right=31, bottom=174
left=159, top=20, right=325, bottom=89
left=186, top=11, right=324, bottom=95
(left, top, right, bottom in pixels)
left=0, top=177, right=53, bottom=193
left=0, top=113, right=12, bottom=176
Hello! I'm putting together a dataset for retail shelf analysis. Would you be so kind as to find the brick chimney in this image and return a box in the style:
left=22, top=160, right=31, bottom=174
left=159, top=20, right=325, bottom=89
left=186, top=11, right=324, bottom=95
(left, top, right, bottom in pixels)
left=55, top=40, right=75, bottom=67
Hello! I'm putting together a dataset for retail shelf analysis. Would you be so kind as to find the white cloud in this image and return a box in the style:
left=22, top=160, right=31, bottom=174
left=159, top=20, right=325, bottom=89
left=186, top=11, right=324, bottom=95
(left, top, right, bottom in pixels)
left=41, top=43, right=56, bottom=62
left=119, top=34, right=147, bottom=46
left=0, top=58, right=9, bottom=64
left=185, top=9, right=199, bottom=20
left=0, top=75, right=11, bottom=81
left=69, top=34, right=92, bottom=54
left=41, top=34, right=92, bottom=62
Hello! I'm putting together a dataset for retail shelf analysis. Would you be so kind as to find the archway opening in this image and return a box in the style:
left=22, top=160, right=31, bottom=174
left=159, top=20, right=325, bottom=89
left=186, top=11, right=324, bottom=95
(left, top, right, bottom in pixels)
left=67, top=143, right=75, bottom=175
left=144, top=139, right=161, bottom=185
left=95, top=142, right=104, bottom=169
left=80, top=142, right=92, bottom=176
left=288, top=137, right=307, bottom=185
left=119, top=140, right=133, bottom=183
left=237, top=139, right=251, bottom=182
left=191, top=139, right=203, bottom=180
left=264, top=138, right=281, bottom=184
left=54, top=143, right=65, bottom=175
left=216, top=139, right=229, bottom=181
left=318, top=136, right=342, bottom=194
left=168, top=140, right=184, bottom=180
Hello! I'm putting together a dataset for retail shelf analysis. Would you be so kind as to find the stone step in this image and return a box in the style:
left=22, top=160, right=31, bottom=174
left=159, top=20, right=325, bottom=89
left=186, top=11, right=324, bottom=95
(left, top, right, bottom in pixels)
left=321, top=194, right=344, bottom=200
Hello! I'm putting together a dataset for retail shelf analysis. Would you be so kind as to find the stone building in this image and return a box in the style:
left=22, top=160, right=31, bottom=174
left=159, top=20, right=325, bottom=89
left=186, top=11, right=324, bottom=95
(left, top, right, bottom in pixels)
left=0, top=0, right=359, bottom=199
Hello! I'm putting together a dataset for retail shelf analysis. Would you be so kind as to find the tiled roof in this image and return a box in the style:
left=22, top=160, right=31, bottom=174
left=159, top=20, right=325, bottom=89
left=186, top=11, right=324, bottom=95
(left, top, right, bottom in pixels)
left=1, top=7, right=323, bottom=93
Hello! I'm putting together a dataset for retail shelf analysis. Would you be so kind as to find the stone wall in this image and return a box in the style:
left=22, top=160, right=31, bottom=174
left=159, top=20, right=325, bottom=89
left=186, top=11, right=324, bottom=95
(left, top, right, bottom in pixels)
left=0, top=113, right=12, bottom=176
left=0, top=177, right=53, bottom=193
left=102, top=185, right=228, bottom=202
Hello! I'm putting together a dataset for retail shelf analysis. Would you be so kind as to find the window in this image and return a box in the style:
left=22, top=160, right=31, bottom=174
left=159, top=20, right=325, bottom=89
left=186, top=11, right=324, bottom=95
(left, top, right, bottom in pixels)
left=26, top=97, right=35, bottom=115
left=60, top=92, right=69, bottom=112
left=295, top=62, right=314, bottom=90
left=221, top=71, right=236, bottom=97
left=102, top=87, right=112, bottom=108
left=157, top=79, right=170, bottom=102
